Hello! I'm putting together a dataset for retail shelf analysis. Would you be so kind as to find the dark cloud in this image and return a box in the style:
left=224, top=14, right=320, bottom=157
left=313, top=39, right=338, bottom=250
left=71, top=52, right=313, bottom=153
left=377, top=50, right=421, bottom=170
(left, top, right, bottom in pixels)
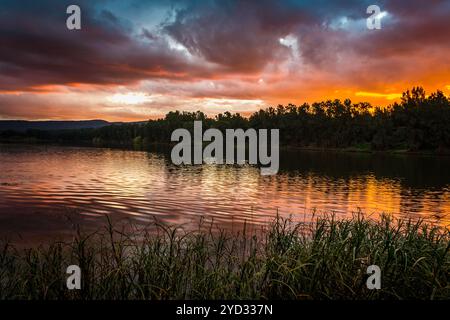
left=0, top=0, right=211, bottom=91
left=2, top=0, right=449, bottom=90
left=164, top=0, right=312, bottom=72
left=353, top=3, right=450, bottom=58
left=0, top=0, right=449, bottom=119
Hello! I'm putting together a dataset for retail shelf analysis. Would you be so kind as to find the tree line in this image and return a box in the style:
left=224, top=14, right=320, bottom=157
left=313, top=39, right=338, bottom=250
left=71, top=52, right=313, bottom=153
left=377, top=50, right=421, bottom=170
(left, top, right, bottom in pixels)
left=2, top=87, right=449, bottom=152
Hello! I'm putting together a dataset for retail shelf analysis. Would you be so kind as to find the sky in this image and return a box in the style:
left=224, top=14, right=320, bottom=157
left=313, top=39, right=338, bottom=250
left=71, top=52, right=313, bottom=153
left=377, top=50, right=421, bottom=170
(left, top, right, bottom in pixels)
left=1, top=0, right=450, bottom=121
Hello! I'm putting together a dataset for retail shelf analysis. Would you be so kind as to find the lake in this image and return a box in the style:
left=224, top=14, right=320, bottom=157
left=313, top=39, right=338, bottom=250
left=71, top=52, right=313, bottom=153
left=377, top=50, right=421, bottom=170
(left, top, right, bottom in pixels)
left=0, top=143, right=449, bottom=243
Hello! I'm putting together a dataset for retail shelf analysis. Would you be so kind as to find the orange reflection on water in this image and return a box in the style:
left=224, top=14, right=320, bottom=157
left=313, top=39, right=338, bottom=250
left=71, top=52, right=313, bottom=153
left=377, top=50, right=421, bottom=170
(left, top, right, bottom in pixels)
left=0, top=144, right=449, bottom=241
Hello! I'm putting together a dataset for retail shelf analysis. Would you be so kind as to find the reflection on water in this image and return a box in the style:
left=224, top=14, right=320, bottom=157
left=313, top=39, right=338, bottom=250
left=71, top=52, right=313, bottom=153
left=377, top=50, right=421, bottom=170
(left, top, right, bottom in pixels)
left=0, top=144, right=449, bottom=241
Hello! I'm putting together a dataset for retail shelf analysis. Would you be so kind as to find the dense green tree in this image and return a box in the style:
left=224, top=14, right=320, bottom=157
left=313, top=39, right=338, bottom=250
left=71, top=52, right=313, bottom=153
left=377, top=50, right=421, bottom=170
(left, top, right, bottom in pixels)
left=2, top=87, right=449, bottom=152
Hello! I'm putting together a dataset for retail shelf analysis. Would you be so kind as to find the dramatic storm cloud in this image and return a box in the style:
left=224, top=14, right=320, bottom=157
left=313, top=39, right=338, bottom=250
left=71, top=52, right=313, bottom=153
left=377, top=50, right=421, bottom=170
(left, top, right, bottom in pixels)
left=0, top=0, right=449, bottom=120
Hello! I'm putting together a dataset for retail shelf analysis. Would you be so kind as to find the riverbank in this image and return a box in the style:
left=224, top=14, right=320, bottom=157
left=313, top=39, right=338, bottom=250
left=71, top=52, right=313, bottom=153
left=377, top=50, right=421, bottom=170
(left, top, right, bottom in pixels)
left=1, top=214, right=449, bottom=300
left=280, top=144, right=450, bottom=156
left=2, top=137, right=450, bottom=156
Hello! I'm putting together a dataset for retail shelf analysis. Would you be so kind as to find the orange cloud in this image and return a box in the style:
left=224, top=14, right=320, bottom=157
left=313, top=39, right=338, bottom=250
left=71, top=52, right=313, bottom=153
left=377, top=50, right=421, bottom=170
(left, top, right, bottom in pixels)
left=355, top=92, right=402, bottom=100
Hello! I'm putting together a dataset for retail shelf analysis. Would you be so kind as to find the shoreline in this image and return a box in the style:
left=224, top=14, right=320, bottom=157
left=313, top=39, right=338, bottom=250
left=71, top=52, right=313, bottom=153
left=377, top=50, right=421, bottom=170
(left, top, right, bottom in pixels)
left=2, top=138, right=450, bottom=157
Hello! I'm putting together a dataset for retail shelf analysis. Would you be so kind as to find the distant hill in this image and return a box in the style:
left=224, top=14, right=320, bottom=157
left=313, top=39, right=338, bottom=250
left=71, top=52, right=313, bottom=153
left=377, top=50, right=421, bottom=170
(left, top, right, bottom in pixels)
left=0, top=120, right=114, bottom=132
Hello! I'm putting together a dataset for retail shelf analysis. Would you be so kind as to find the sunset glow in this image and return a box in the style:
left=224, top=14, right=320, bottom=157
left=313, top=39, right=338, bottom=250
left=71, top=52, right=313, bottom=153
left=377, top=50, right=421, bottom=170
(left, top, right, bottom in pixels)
left=108, top=93, right=152, bottom=105
left=1, top=0, right=449, bottom=121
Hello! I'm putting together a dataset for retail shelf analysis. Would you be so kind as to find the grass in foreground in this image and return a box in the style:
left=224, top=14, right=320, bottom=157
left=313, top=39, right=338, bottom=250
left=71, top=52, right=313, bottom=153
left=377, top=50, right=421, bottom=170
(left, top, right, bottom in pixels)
left=0, top=214, right=449, bottom=300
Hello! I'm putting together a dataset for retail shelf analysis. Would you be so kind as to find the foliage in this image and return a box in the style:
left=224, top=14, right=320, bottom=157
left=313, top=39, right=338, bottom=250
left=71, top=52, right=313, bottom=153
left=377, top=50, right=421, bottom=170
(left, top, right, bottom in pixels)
left=2, top=87, right=449, bottom=152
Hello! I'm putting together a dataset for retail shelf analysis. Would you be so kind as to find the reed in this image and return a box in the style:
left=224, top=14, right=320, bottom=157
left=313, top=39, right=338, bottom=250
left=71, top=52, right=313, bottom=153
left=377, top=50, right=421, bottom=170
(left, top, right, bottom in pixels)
left=0, top=213, right=449, bottom=300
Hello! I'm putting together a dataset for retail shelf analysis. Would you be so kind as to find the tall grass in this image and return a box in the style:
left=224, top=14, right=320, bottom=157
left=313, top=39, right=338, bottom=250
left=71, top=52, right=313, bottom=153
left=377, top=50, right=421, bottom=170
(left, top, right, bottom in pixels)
left=0, top=214, right=449, bottom=300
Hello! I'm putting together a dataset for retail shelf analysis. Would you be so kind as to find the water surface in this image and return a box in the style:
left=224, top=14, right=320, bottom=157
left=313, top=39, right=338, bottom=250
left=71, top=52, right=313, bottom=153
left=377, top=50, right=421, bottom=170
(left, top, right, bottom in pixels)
left=0, top=144, right=449, bottom=242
